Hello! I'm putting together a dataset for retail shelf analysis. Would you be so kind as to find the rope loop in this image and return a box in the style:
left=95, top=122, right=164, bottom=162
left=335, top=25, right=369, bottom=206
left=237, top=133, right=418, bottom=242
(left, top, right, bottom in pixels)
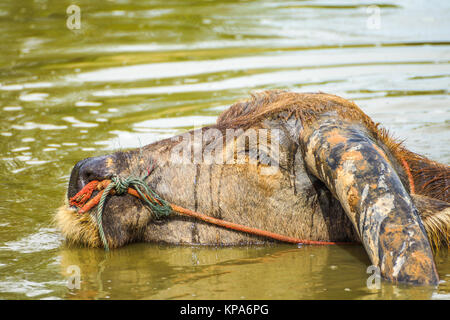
left=96, top=174, right=173, bottom=251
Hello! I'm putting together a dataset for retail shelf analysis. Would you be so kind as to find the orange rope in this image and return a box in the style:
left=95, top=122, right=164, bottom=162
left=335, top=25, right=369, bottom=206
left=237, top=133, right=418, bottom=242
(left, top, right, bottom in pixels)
left=71, top=179, right=350, bottom=246
left=69, top=180, right=99, bottom=208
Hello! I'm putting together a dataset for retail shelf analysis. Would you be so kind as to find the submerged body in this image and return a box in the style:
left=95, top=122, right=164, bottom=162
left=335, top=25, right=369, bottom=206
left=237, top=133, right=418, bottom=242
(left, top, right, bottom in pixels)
left=56, top=91, right=449, bottom=285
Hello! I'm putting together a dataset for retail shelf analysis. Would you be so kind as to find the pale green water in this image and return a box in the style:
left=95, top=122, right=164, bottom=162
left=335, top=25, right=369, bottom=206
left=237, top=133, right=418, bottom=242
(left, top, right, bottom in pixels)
left=0, top=0, right=449, bottom=300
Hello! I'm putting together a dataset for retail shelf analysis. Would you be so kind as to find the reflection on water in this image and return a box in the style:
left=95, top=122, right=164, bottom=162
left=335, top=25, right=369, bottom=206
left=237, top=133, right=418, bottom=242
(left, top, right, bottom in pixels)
left=0, top=0, right=449, bottom=299
left=58, top=244, right=445, bottom=300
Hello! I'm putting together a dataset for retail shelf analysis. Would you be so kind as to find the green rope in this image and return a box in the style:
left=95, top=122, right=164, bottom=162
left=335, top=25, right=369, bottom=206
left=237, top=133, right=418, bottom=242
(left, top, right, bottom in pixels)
left=96, top=175, right=173, bottom=251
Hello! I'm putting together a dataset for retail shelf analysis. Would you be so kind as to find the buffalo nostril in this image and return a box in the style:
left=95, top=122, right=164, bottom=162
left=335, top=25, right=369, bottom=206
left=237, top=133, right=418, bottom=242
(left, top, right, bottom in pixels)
left=67, top=155, right=113, bottom=199
left=68, top=158, right=89, bottom=199
left=81, top=168, right=96, bottom=183
left=79, top=155, right=111, bottom=183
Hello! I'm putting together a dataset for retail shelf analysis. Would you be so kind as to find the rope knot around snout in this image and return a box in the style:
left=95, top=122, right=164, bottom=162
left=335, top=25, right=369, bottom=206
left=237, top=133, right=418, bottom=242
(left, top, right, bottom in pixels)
left=110, top=175, right=131, bottom=195
left=94, top=174, right=173, bottom=251
left=105, top=175, right=173, bottom=218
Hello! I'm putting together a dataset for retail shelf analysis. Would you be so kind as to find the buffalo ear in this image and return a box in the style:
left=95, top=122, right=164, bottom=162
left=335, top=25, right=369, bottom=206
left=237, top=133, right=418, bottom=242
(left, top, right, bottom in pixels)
left=412, top=194, right=450, bottom=251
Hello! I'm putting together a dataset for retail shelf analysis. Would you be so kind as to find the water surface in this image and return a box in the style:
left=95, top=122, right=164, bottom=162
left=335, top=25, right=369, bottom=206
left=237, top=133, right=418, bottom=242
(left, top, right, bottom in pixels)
left=0, top=0, right=449, bottom=299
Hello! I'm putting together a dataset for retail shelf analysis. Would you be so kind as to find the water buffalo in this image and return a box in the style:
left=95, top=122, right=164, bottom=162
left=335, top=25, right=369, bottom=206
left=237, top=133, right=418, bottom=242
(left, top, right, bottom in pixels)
left=56, top=90, right=449, bottom=285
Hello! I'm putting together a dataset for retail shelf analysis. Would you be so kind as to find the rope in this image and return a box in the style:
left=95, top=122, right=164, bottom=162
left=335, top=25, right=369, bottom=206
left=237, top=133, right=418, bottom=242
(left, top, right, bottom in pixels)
left=97, top=181, right=114, bottom=251
left=95, top=175, right=173, bottom=251
left=70, top=175, right=350, bottom=250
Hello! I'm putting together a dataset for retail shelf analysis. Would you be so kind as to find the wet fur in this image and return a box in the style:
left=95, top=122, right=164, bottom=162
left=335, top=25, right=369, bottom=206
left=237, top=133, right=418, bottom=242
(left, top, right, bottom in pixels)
left=412, top=194, right=450, bottom=250
left=54, top=204, right=101, bottom=248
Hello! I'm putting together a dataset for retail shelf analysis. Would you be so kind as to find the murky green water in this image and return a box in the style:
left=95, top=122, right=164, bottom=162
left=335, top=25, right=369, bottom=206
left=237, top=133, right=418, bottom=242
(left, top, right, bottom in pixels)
left=0, top=0, right=449, bottom=300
